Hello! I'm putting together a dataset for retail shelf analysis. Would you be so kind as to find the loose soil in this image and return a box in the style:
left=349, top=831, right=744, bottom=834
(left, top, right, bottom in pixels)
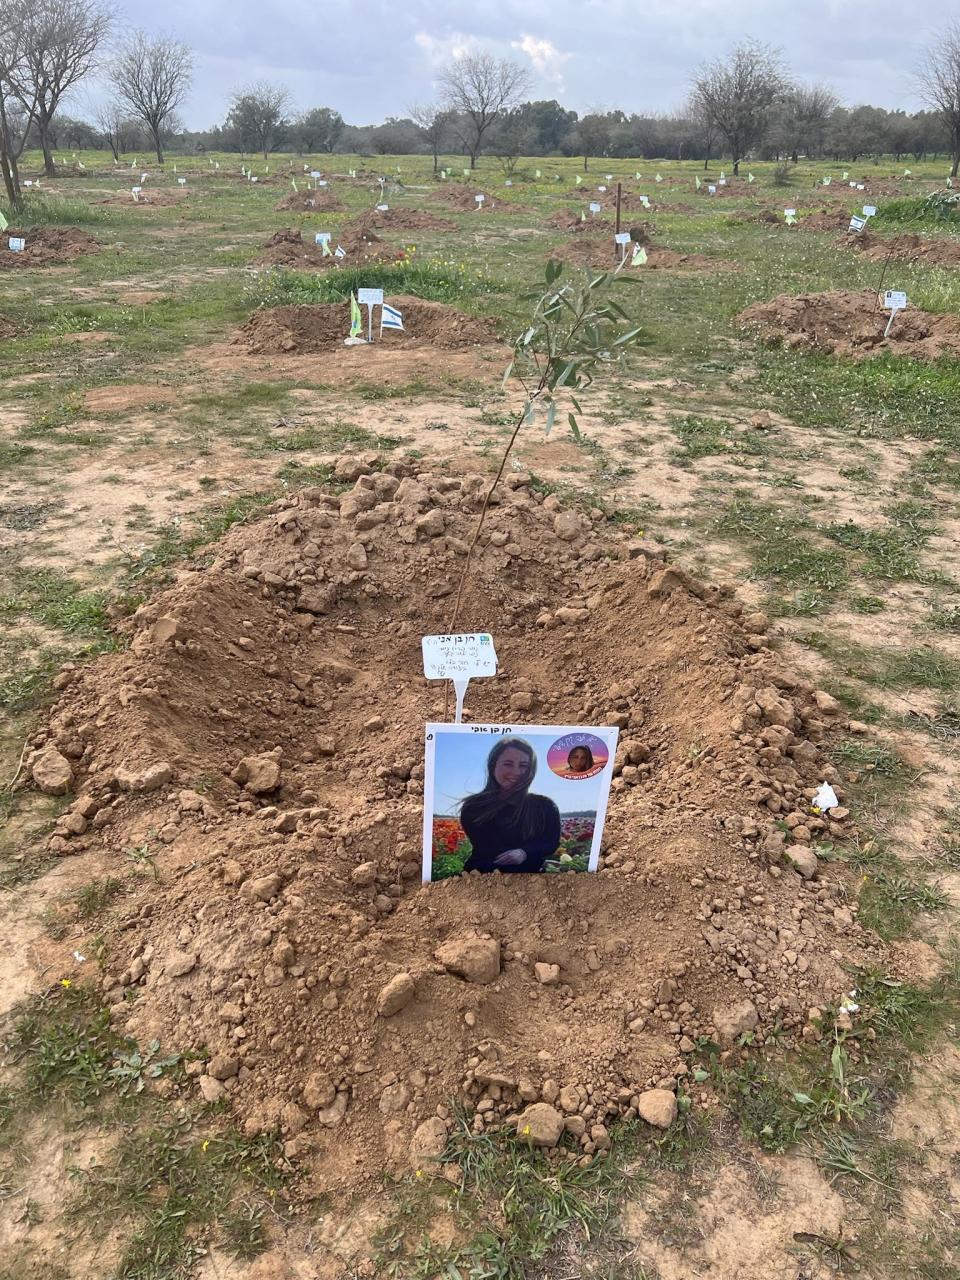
left=234, top=297, right=499, bottom=354
left=274, top=191, right=346, bottom=214
left=0, top=315, right=17, bottom=338
left=0, top=226, right=102, bottom=268
left=254, top=227, right=401, bottom=270
left=346, top=209, right=457, bottom=234
left=552, top=237, right=731, bottom=272
left=26, top=456, right=886, bottom=1194
left=737, top=287, right=960, bottom=360
left=842, top=229, right=960, bottom=266
left=433, top=187, right=533, bottom=214
left=99, top=189, right=189, bottom=208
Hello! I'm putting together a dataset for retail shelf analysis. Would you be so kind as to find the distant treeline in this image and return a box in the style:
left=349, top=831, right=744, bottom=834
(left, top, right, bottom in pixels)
left=24, top=100, right=954, bottom=168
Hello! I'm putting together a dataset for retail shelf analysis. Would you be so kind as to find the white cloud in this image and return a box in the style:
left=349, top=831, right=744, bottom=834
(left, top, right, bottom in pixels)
left=414, top=30, right=478, bottom=66
left=511, top=33, right=572, bottom=86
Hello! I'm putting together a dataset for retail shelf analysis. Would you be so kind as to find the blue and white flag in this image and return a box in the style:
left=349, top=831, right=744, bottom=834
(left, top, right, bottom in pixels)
left=380, top=303, right=404, bottom=332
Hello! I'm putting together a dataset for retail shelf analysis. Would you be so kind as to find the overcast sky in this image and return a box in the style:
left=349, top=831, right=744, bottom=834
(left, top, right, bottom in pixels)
left=91, top=0, right=954, bottom=128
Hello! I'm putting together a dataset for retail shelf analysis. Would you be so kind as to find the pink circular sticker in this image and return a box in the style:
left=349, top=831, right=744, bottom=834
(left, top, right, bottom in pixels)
left=547, top=733, right=609, bottom=780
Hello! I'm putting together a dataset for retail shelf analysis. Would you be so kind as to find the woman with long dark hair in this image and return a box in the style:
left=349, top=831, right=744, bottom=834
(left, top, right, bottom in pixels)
left=460, top=738, right=561, bottom=873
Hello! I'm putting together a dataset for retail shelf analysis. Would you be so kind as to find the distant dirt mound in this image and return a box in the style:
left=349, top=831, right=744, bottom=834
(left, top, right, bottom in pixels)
left=551, top=237, right=729, bottom=272
left=841, top=230, right=960, bottom=266
left=348, top=208, right=456, bottom=234
left=433, top=186, right=532, bottom=213
left=795, top=210, right=856, bottom=231
left=273, top=191, right=345, bottom=213
left=737, top=288, right=960, bottom=360
left=0, top=225, right=102, bottom=268
left=27, top=454, right=882, bottom=1192
left=548, top=211, right=614, bottom=233
left=254, top=227, right=401, bottom=270
left=235, top=297, right=499, bottom=354
left=100, top=189, right=188, bottom=207
left=0, top=315, right=17, bottom=338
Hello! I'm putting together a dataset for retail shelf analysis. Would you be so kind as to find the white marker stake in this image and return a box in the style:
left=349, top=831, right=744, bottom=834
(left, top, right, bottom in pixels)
left=863, top=205, right=876, bottom=218
left=615, top=230, right=631, bottom=263
left=422, top=633, right=498, bottom=723
left=357, top=287, right=383, bottom=344
left=882, top=290, right=907, bottom=338
left=784, top=208, right=797, bottom=225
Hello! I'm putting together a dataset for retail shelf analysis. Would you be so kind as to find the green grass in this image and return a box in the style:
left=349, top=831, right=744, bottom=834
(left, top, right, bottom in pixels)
left=873, top=192, right=960, bottom=229
left=712, top=499, right=849, bottom=594
left=377, top=1113, right=638, bottom=1279
left=245, top=257, right=505, bottom=309
left=754, top=351, right=960, bottom=448
left=0, top=192, right=119, bottom=226
left=0, top=568, right=114, bottom=638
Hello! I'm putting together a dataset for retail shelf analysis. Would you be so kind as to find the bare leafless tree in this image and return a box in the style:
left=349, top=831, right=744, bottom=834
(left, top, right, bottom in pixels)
left=691, top=40, right=792, bottom=174
left=1, top=0, right=111, bottom=176
left=438, top=52, right=530, bottom=169
left=110, top=29, right=192, bottom=165
left=917, top=21, right=960, bottom=177
left=226, top=81, right=292, bottom=159
left=409, top=100, right=451, bottom=174
left=93, top=99, right=139, bottom=160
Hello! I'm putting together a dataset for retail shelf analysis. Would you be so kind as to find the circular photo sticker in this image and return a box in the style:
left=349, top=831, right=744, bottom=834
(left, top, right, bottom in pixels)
left=546, top=732, right=610, bottom=780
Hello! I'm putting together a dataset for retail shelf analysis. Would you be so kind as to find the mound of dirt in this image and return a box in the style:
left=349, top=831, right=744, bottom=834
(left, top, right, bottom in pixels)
left=0, top=225, right=102, bottom=268
left=99, top=189, right=188, bottom=207
left=841, top=230, right=960, bottom=266
left=0, top=315, right=17, bottom=338
left=273, top=191, right=346, bottom=213
left=27, top=456, right=885, bottom=1191
left=235, top=297, right=499, bottom=354
left=347, top=208, right=457, bottom=234
left=254, top=227, right=401, bottom=270
left=794, top=210, right=855, bottom=231
left=549, top=210, right=609, bottom=231
left=433, top=186, right=533, bottom=214
left=551, top=237, right=728, bottom=272
left=737, top=288, right=960, bottom=360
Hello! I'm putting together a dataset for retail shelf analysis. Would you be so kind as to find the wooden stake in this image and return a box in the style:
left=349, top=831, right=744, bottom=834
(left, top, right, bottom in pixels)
left=615, top=182, right=622, bottom=262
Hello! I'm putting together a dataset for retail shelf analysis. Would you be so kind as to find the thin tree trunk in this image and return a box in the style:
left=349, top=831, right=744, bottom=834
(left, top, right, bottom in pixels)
left=0, top=100, right=22, bottom=209
left=733, top=158, right=740, bottom=175
left=952, top=146, right=959, bottom=178
left=39, top=117, right=57, bottom=176
left=152, top=127, right=164, bottom=165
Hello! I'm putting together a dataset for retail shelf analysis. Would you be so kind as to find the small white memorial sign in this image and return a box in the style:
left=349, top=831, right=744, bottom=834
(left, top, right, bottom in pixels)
left=8, top=237, right=25, bottom=252
left=863, top=205, right=876, bottom=217
left=421, top=633, right=498, bottom=682
left=589, top=201, right=602, bottom=213
left=357, top=287, right=384, bottom=306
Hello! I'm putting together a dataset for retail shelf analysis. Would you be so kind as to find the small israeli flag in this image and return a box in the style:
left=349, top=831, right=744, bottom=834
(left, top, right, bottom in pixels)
left=334, top=244, right=346, bottom=258
left=380, top=303, right=404, bottom=332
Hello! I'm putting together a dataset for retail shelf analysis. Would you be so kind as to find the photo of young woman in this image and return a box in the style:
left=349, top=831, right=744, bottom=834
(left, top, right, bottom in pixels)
left=459, top=738, right=561, bottom=873
left=423, top=723, right=619, bottom=882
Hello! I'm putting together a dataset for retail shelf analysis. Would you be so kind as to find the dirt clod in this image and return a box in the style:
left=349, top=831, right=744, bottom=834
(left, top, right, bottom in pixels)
left=636, top=1089, right=678, bottom=1129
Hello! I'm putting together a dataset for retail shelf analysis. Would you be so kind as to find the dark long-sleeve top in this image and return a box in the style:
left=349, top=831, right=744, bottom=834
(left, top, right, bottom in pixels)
left=460, top=793, right=562, bottom=873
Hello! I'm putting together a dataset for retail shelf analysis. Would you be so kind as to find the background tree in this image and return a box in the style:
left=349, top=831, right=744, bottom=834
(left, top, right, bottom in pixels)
left=2, top=0, right=110, bottom=176
left=225, top=82, right=291, bottom=159
left=770, top=84, right=838, bottom=161
left=514, top=99, right=578, bottom=154
left=691, top=40, right=791, bottom=174
left=570, top=110, right=614, bottom=169
left=917, top=20, right=960, bottom=177
left=438, top=52, right=530, bottom=168
left=293, top=106, right=343, bottom=154
left=93, top=99, right=141, bottom=159
left=488, top=108, right=535, bottom=175
left=110, top=30, right=192, bottom=165
left=410, top=100, right=450, bottom=173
